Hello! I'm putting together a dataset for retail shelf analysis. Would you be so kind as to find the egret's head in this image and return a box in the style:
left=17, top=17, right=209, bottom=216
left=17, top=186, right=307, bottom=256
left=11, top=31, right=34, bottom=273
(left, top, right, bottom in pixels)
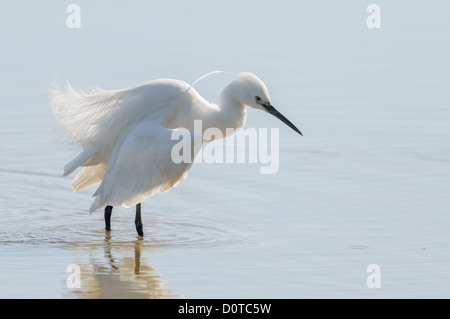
left=232, top=72, right=272, bottom=110
left=232, top=72, right=303, bottom=136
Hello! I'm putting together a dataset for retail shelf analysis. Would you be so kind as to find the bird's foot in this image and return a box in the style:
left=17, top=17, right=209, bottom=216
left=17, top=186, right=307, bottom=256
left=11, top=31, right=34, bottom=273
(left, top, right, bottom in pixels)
left=136, top=223, right=144, bottom=237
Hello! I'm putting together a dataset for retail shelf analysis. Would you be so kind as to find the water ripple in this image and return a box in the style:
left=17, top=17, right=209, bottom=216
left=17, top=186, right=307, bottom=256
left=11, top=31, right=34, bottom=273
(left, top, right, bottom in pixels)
left=0, top=210, right=258, bottom=250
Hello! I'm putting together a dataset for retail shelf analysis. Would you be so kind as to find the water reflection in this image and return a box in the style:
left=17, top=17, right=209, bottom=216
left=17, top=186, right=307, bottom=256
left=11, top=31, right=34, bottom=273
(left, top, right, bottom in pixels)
left=63, top=232, right=174, bottom=299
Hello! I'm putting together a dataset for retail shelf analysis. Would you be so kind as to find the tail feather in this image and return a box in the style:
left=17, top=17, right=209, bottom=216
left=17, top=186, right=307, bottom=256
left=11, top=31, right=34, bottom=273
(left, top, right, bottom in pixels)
left=89, top=195, right=104, bottom=213
left=72, top=163, right=107, bottom=192
left=63, top=145, right=98, bottom=176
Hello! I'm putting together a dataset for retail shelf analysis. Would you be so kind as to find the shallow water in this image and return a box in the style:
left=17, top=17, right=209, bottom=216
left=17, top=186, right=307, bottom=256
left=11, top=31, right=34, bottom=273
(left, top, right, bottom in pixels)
left=1, top=1, right=450, bottom=298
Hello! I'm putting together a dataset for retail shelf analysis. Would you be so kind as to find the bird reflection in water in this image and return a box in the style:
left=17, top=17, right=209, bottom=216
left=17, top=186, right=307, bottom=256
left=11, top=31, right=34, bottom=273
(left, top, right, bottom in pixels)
left=63, top=233, right=173, bottom=299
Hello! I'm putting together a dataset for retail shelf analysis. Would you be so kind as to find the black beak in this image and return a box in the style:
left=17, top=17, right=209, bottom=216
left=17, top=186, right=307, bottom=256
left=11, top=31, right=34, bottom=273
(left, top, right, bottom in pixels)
left=264, top=103, right=303, bottom=136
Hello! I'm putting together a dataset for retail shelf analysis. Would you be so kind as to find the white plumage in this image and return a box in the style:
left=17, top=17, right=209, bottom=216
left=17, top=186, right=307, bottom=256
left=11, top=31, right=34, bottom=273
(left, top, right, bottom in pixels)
left=50, top=72, right=301, bottom=222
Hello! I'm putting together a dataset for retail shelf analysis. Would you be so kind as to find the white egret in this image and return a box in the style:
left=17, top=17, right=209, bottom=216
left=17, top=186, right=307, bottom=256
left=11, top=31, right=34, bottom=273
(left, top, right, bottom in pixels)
left=50, top=72, right=302, bottom=236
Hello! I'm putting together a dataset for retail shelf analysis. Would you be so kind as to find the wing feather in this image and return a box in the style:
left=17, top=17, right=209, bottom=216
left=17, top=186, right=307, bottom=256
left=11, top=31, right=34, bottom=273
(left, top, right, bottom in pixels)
left=89, top=120, right=202, bottom=212
left=50, top=79, right=190, bottom=174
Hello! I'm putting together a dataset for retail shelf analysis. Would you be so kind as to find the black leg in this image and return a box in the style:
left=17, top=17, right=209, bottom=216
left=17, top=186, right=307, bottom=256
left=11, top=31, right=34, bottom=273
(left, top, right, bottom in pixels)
left=135, top=203, right=144, bottom=237
left=105, top=205, right=113, bottom=231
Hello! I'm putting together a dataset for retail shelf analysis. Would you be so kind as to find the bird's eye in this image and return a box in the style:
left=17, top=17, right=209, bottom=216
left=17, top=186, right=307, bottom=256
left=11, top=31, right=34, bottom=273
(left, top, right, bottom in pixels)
left=255, top=96, right=261, bottom=103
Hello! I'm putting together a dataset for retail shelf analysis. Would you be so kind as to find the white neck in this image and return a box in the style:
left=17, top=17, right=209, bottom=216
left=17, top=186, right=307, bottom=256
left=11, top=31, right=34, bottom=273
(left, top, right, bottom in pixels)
left=175, top=80, right=248, bottom=140
left=212, top=83, right=247, bottom=137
